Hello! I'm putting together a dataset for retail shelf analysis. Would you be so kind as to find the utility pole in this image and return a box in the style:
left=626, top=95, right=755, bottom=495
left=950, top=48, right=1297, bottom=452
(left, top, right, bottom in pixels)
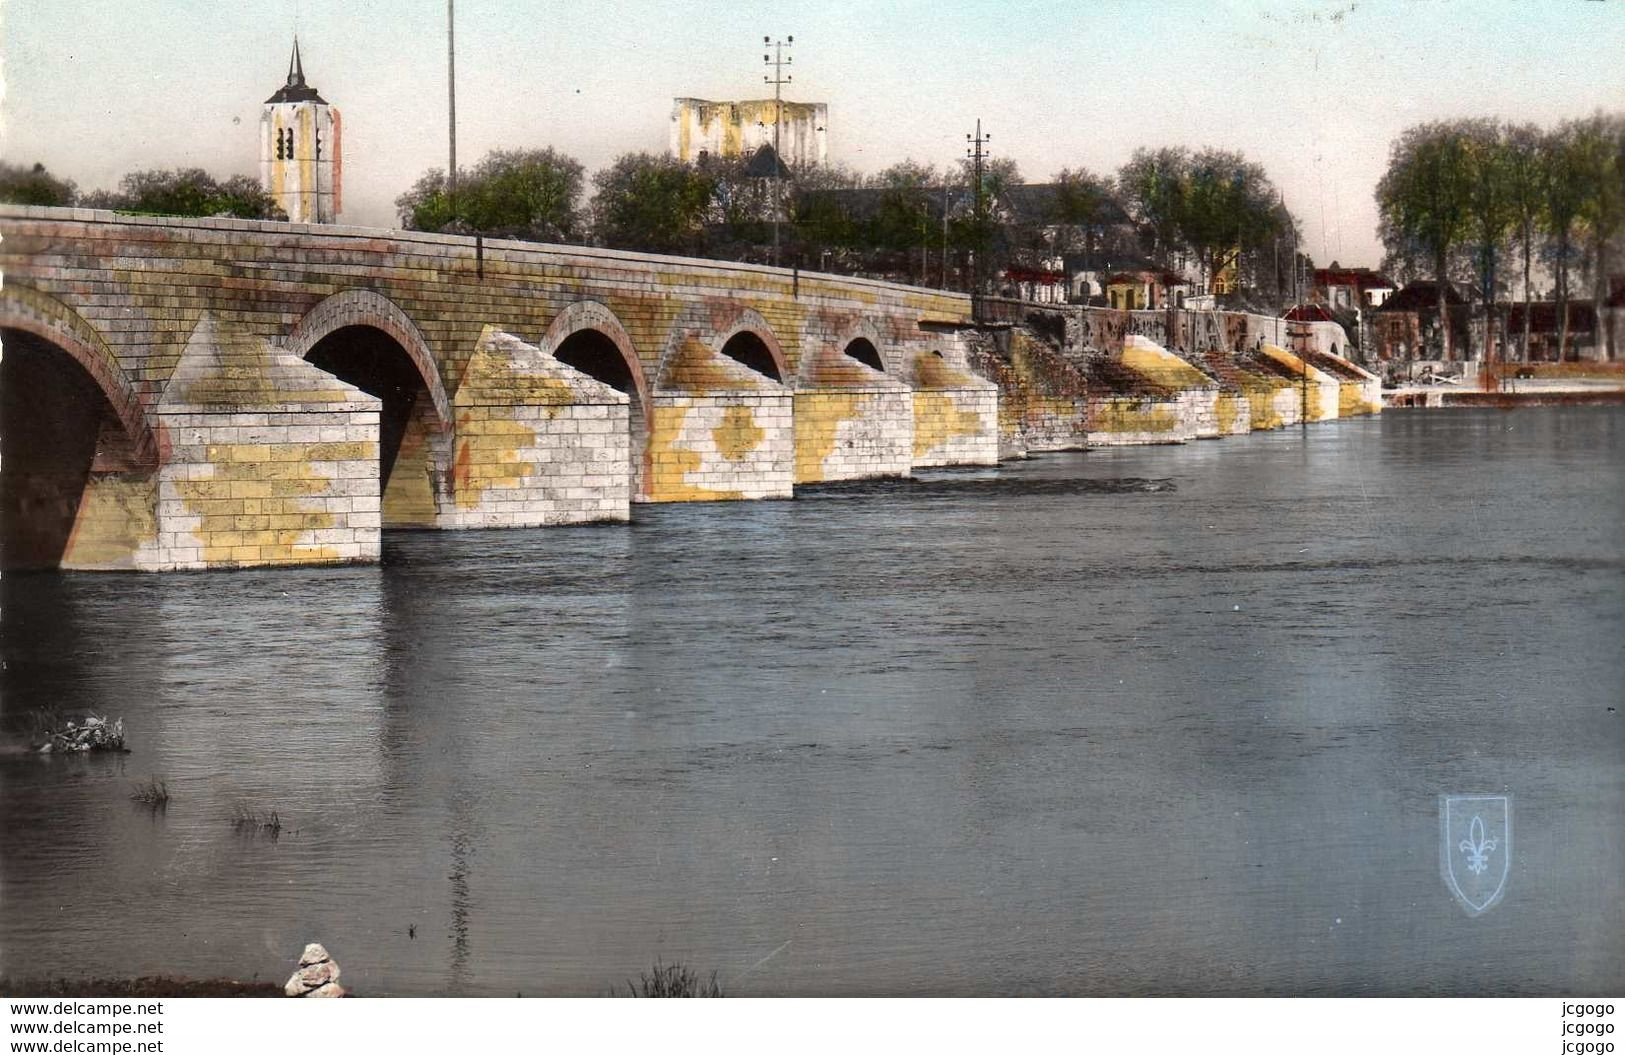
left=447, top=0, right=457, bottom=221
left=764, top=34, right=793, bottom=268
left=966, top=119, right=989, bottom=308
left=1274, top=189, right=1283, bottom=347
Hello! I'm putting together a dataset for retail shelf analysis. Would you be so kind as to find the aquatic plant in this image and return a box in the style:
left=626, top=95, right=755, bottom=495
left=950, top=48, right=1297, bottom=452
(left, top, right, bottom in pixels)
left=623, top=960, right=723, bottom=998
left=229, top=804, right=282, bottom=838
left=130, top=778, right=169, bottom=807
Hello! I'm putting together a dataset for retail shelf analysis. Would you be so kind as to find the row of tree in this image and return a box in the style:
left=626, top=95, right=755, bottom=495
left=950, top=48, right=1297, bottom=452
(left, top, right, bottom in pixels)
left=0, top=162, right=284, bottom=219
left=1376, top=112, right=1623, bottom=360
left=3, top=143, right=1304, bottom=302
left=1115, top=147, right=1294, bottom=295
left=397, top=146, right=1296, bottom=297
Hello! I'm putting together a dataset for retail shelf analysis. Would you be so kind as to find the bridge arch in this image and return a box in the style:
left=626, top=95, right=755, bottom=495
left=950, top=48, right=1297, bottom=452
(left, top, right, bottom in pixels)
left=0, top=285, right=156, bottom=468
left=539, top=300, right=650, bottom=408
left=837, top=318, right=890, bottom=374
left=286, top=289, right=451, bottom=428
left=540, top=300, right=652, bottom=501
left=288, top=289, right=452, bottom=528
left=711, top=308, right=790, bottom=383
left=1, top=287, right=158, bottom=569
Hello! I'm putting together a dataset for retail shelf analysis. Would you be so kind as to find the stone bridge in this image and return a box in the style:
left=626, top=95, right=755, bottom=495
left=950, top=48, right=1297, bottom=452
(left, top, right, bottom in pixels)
left=0, top=205, right=995, bottom=571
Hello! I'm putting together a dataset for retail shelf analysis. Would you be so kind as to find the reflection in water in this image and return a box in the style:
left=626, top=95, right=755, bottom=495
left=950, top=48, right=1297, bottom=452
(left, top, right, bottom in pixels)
left=1, top=409, right=1622, bottom=995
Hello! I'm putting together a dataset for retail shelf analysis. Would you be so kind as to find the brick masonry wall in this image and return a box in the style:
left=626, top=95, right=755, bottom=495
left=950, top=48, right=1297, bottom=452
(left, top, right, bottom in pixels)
left=1259, top=346, right=1342, bottom=422
left=907, top=351, right=999, bottom=467
left=647, top=394, right=793, bottom=501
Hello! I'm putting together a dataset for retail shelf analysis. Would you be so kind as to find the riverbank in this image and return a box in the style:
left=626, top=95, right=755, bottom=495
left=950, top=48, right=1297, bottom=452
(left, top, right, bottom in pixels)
left=0, top=977, right=281, bottom=997
left=1385, top=377, right=1625, bottom=408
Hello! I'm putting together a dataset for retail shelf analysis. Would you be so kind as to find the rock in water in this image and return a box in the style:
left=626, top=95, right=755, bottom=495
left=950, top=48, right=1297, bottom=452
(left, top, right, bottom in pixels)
left=285, top=942, right=346, bottom=997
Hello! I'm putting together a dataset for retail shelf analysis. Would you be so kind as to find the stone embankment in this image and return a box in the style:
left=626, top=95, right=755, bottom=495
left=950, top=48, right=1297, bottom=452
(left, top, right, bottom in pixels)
left=968, top=299, right=1380, bottom=456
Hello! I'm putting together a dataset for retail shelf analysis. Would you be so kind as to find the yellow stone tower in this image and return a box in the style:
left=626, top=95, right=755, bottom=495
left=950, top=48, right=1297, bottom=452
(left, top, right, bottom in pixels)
left=260, top=40, right=340, bottom=224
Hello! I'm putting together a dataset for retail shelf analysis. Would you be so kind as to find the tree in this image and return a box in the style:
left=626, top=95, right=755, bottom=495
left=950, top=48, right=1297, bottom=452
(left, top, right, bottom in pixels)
left=1460, top=120, right=1516, bottom=362
left=590, top=153, right=714, bottom=254
left=1050, top=166, right=1115, bottom=258
left=1540, top=123, right=1590, bottom=360
left=1177, top=149, right=1284, bottom=298
left=83, top=168, right=283, bottom=219
left=395, top=148, right=585, bottom=242
left=1570, top=112, right=1625, bottom=360
left=1116, top=147, right=1190, bottom=267
left=1377, top=123, right=1472, bottom=359
left=869, top=161, right=941, bottom=285
left=790, top=163, right=864, bottom=273
left=1502, top=123, right=1547, bottom=361
left=0, top=162, right=76, bottom=207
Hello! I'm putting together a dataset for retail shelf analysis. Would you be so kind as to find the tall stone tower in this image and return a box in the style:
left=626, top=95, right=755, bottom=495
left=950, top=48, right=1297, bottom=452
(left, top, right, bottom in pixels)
left=260, top=40, right=340, bottom=224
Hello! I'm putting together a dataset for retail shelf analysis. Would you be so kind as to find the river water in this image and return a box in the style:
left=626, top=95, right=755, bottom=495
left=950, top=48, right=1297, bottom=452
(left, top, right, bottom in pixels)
left=1, top=408, right=1621, bottom=996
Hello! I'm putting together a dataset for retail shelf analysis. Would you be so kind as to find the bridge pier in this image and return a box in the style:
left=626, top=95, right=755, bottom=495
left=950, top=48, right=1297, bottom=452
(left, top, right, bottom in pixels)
left=907, top=348, right=1000, bottom=468
left=644, top=337, right=793, bottom=502
left=136, top=315, right=384, bottom=571
left=440, top=328, right=630, bottom=527
left=793, top=340, right=914, bottom=484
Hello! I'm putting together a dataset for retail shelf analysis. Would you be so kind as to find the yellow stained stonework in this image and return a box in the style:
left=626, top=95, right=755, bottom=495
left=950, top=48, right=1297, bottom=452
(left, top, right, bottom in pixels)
left=1215, top=393, right=1245, bottom=435
left=451, top=410, right=538, bottom=510
left=712, top=404, right=765, bottom=461
left=1259, top=346, right=1334, bottom=421
left=1092, top=398, right=1179, bottom=435
left=912, top=391, right=985, bottom=459
left=382, top=412, right=439, bottom=527
left=794, top=392, right=862, bottom=483
left=61, top=475, right=157, bottom=570
left=645, top=403, right=742, bottom=503
left=1121, top=340, right=1211, bottom=390
left=173, top=455, right=350, bottom=566
left=1339, top=384, right=1380, bottom=417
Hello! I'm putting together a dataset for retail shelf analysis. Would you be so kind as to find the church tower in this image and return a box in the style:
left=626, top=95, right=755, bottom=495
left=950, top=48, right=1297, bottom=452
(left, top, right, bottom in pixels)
left=260, top=40, right=340, bottom=224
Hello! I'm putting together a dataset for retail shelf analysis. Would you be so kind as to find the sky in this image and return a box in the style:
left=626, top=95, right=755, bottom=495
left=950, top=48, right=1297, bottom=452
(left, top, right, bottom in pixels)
left=3, top=0, right=1622, bottom=268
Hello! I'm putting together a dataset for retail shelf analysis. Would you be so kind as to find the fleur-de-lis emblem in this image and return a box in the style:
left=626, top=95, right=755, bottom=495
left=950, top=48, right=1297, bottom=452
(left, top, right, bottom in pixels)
left=1458, top=814, right=1499, bottom=875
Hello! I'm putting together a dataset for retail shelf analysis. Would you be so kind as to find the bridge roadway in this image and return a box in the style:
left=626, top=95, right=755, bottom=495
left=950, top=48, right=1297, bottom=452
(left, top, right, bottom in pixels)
left=0, top=205, right=995, bottom=571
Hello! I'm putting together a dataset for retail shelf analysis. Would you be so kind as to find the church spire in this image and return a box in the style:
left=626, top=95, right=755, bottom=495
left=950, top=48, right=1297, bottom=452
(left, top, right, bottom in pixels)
left=266, top=37, right=326, bottom=104
left=287, top=38, right=305, bottom=88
